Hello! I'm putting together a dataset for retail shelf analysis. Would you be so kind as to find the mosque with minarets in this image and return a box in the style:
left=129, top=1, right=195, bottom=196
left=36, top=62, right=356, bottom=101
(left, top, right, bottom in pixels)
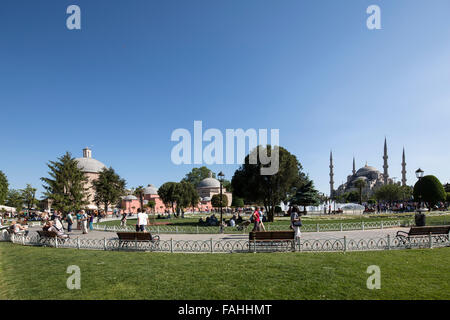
left=329, top=138, right=407, bottom=198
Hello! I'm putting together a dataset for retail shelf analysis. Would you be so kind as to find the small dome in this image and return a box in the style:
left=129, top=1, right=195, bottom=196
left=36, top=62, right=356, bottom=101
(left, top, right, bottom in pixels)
left=198, top=173, right=220, bottom=188
left=123, top=195, right=138, bottom=201
left=75, top=148, right=107, bottom=173
left=144, top=184, right=158, bottom=195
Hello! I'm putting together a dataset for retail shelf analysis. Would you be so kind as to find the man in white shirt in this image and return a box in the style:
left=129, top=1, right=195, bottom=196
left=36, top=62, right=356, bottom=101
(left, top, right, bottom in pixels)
left=137, top=208, right=148, bottom=232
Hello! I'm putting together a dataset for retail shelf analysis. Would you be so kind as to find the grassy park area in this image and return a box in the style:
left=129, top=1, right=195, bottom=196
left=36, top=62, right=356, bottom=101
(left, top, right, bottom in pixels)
left=1, top=242, right=449, bottom=300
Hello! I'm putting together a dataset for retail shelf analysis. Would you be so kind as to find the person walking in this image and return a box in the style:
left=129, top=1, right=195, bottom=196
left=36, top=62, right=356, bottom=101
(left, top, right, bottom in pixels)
left=120, top=211, right=127, bottom=227
left=89, top=212, right=94, bottom=230
left=136, top=208, right=148, bottom=232
left=76, top=211, right=81, bottom=230
left=66, top=212, right=73, bottom=233
left=259, top=207, right=266, bottom=231
left=290, top=206, right=302, bottom=240
left=252, top=207, right=261, bottom=232
left=80, top=210, right=88, bottom=234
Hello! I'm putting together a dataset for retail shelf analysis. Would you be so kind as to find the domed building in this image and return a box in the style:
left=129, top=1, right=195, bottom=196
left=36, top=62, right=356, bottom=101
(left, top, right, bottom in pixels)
left=197, top=172, right=232, bottom=208
left=330, top=139, right=406, bottom=199
left=75, top=147, right=107, bottom=208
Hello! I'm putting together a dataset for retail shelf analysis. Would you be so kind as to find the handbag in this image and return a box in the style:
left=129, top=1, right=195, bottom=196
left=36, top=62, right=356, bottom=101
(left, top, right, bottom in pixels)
left=293, top=220, right=302, bottom=227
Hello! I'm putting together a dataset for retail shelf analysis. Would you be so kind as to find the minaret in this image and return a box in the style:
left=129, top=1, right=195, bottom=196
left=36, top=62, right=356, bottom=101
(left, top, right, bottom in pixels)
left=329, top=151, right=334, bottom=198
left=352, top=157, right=356, bottom=175
left=383, top=138, right=389, bottom=184
left=401, top=148, right=407, bottom=186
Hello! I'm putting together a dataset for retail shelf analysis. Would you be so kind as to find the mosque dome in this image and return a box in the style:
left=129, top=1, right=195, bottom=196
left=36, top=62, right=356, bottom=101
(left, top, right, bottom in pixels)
left=356, top=164, right=379, bottom=176
left=75, top=148, right=107, bottom=174
left=197, top=172, right=220, bottom=188
left=144, top=184, right=158, bottom=195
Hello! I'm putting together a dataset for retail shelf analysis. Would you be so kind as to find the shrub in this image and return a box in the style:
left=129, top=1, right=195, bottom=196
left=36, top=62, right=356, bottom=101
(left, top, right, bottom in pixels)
left=413, top=175, right=446, bottom=209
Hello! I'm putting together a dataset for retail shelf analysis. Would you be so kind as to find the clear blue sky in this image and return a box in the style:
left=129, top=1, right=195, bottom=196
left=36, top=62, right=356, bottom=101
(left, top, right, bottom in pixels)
left=1, top=0, right=450, bottom=197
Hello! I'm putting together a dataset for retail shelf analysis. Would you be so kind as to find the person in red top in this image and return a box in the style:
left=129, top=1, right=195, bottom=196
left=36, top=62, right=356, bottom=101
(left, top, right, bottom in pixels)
left=252, top=207, right=261, bottom=232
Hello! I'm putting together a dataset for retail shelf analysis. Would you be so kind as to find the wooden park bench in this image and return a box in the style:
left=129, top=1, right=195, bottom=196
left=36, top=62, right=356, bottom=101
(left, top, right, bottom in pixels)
left=249, top=231, right=295, bottom=251
left=396, top=225, right=450, bottom=245
left=36, top=230, right=69, bottom=246
left=117, top=232, right=160, bottom=249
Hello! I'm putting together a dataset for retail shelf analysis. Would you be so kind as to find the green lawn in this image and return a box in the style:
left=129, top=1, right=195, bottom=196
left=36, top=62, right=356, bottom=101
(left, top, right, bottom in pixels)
left=1, top=242, right=449, bottom=300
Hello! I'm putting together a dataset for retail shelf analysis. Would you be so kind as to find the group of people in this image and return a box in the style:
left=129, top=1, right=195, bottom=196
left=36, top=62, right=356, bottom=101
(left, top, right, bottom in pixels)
left=251, top=207, right=266, bottom=232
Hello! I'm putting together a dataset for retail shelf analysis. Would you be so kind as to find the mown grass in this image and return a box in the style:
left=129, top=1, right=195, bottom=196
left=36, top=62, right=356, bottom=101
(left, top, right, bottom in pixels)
left=1, top=242, right=449, bottom=300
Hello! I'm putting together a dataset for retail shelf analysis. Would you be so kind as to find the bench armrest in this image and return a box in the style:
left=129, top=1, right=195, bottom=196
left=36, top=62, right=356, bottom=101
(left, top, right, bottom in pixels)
left=396, top=230, right=409, bottom=238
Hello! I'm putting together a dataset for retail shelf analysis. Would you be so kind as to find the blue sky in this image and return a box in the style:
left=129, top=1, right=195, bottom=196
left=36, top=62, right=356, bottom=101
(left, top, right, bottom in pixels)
left=1, top=0, right=450, bottom=197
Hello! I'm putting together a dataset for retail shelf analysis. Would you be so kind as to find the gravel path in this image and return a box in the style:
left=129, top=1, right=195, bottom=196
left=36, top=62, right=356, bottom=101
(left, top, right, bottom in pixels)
left=26, top=225, right=407, bottom=241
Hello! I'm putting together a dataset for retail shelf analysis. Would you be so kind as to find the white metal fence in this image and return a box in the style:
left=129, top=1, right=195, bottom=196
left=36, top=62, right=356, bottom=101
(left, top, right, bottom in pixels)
left=1, top=229, right=449, bottom=253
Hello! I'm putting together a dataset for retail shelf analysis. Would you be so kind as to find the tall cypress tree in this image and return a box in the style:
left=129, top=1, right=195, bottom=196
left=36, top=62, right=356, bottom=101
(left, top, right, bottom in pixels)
left=0, top=170, right=8, bottom=205
left=41, top=152, right=89, bottom=214
left=94, top=167, right=126, bottom=214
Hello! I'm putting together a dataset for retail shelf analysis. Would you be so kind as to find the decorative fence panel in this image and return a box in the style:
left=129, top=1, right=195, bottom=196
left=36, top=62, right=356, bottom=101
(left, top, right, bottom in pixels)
left=2, top=230, right=448, bottom=253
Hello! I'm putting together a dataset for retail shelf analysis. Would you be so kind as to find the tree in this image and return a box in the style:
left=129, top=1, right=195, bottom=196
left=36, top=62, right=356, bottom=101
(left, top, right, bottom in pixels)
left=414, top=175, right=446, bottom=209
left=222, top=179, right=232, bottom=193
left=374, top=184, right=401, bottom=203
left=289, top=176, right=320, bottom=213
left=21, top=184, right=38, bottom=212
left=158, top=182, right=180, bottom=213
left=146, top=199, right=156, bottom=211
left=354, top=178, right=366, bottom=205
left=232, top=145, right=304, bottom=222
left=0, top=170, right=8, bottom=205
left=41, top=152, right=89, bottom=214
left=178, top=181, right=199, bottom=213
left=231, top=197, right=244, bottom=208
left=5, top=189, right=23, bottom=212
left=211, top=194, right=228, bottom=209
left=182, top=166, right=215, bottom=187
left=93, top=167, right=126, bottom=215
left=446, top=192, right=450, bottom=203
left=134, top=186, right=145, bottom=210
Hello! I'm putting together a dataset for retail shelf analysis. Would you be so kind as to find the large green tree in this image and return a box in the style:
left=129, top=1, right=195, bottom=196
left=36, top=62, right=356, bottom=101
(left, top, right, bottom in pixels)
left=414, top=175, right=446, bottom=209
left=231, top=196, right=244, bottom=208
left=21, top=184, right=38, bottom=212
left=374, top=184, right=413, bottom=203
left=177, top=181, right=199, bottom=213
left=232, top=145, right=304, bottom=222
left=0, top=171, right=8, bottom=205
left=289, top=175, right=320, bottom=213
left=41, top=152, right=89, bottom=214
left=93, top=167, right=126, bottom=215
left=5, top=189, right=23, bottom=212
left=157, top=182, right=180, bottom=213
left=182, top=166, right=215, bottom=187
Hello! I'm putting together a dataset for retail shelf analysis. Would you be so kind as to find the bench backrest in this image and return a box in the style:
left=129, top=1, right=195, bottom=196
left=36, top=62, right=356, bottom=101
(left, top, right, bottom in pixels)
left=409, top=226, right=450, bottom=236
left=37, top=230, right=59, bottom=237
left=117, top=232, right=152, bottom=241
left=249, top=231, right=295, bottom=241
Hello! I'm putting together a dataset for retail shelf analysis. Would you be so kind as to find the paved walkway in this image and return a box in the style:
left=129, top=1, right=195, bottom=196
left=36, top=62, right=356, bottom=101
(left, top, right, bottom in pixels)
left=26, top=225, right=407, bottom=241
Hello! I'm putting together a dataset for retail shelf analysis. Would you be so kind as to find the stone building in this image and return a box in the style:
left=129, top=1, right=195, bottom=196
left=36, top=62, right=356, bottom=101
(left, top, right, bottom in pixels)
left=330, top=139, right=407, bottom=198
left=196, top=172, right=232, bottom=207
left=75, top=147, right=107, bottom=209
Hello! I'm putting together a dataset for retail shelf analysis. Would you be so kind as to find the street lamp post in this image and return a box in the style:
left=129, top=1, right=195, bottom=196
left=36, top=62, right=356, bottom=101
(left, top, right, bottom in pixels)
left=415, top=168, right=425, bottom=226
left=218, top=171, right=225, bottom=233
